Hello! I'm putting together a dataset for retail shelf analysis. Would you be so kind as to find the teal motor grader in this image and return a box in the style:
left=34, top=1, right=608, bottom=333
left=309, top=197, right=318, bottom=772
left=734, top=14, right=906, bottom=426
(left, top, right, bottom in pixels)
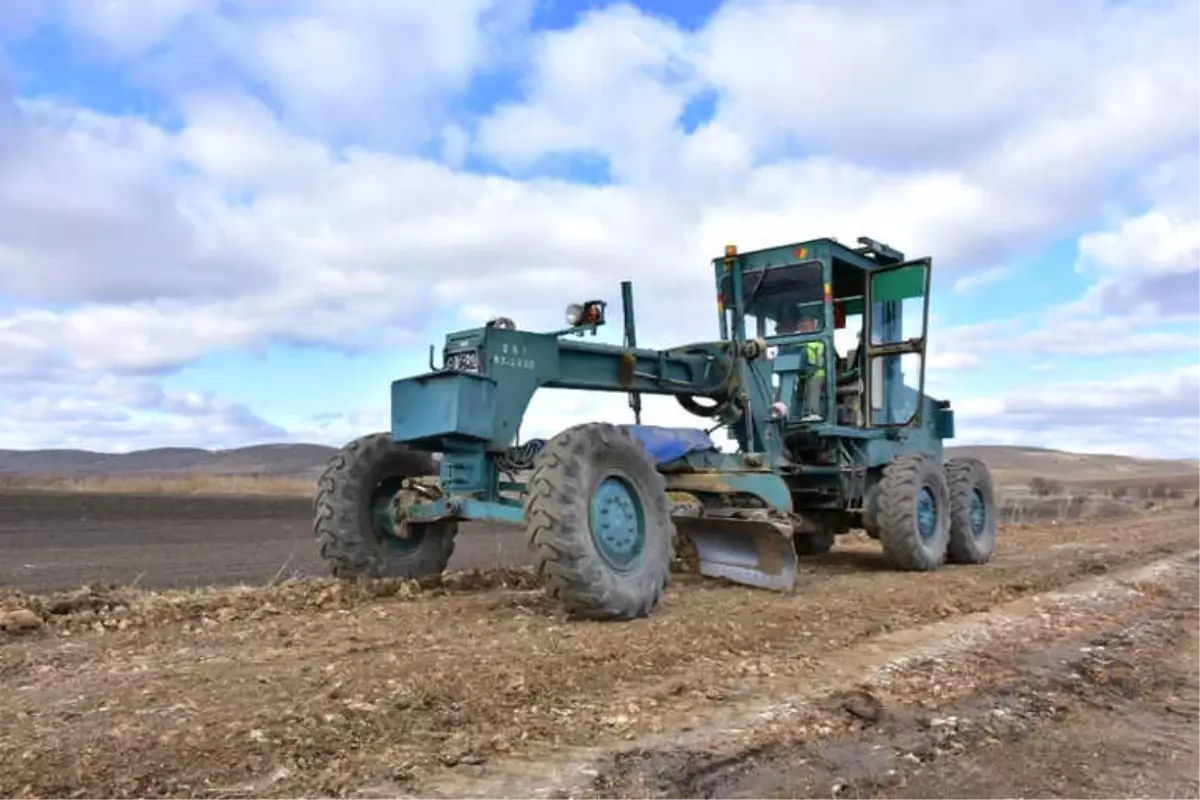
left=314, top=235, right=997, bottom=620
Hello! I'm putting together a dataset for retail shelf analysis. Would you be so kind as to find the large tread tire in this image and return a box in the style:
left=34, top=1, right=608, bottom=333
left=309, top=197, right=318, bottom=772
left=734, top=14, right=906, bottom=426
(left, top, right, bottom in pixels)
left=524, top=422, right=674, bottom=621
left=945, top=456, right=997, bottom=564
left=877, top=452, right=951, bottom=571
left=314, top=432, right=456, bottom=580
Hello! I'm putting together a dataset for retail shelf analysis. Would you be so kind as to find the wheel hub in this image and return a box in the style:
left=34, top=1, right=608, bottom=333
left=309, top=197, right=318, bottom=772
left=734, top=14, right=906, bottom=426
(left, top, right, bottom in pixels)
left=968, top=487, right=987, bottom=537
left=589, top=474, right=646, bottom=569
left=371, top=478, right=424, bottom=553
left=916, top=486, right=938, bottom=541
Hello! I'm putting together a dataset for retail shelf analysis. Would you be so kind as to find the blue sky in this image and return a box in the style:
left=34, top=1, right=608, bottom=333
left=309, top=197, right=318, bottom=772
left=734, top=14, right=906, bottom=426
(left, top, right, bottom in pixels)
left=0, top=0, right=1196, bottom=457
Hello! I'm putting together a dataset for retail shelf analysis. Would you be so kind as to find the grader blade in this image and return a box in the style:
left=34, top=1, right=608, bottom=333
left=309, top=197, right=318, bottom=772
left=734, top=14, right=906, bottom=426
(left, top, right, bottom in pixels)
left=673, top=514, right=798, bottom=592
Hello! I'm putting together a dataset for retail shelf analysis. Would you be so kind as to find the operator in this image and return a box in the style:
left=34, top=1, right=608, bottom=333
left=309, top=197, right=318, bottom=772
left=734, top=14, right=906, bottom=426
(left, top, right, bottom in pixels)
left=776, top=304, right=826, bottom=422
left=836, top=326, right=866, bottom=426
left=838, top=326, right=864, bottom=383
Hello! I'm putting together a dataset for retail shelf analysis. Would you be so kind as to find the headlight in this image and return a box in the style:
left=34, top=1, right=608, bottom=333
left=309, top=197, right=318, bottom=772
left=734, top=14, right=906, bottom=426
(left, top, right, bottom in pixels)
left=565, top=301, right=606, bottom=327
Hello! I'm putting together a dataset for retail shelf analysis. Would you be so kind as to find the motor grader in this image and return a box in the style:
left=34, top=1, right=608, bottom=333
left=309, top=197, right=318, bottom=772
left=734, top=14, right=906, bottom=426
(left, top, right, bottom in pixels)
left=314, top=235, right=997, bottom=620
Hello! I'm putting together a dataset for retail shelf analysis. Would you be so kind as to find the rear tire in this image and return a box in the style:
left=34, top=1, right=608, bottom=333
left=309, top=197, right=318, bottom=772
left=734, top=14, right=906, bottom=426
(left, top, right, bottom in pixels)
left=314, top=433, right=457, bottom=580
left=524, top=422, right=674, bottom=620
left=877, top=452, right=951, bottom=571
left=945, top=457, right=997, bottom=564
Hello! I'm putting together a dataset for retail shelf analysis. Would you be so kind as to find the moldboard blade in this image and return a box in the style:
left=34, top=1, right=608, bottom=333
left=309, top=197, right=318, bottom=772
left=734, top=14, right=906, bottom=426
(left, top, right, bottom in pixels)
left=673, top=516, right=798, bottom=592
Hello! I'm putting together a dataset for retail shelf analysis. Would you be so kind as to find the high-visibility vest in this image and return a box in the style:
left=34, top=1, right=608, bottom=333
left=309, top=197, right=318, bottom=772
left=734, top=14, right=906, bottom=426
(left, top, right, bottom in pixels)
left=806, top=341, right=825, bottom=378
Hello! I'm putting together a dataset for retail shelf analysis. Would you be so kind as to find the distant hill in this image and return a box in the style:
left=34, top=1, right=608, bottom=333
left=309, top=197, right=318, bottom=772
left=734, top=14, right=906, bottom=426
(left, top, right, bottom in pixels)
left=944, top=445, right=1199, bottom=484
left=0, top=444, right=339, bottom=479
left=0, top=442, right=1195, bottom=487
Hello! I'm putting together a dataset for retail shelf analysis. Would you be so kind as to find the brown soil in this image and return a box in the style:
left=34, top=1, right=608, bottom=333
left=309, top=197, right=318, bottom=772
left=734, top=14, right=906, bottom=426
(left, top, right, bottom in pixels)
left=879, top=602, right=1200, bottom=799
left=584, top=554, right=1200, bottom=800
left=0, top=490, right=530, bottom=592
left=0, top=505, right=1197, bottom=798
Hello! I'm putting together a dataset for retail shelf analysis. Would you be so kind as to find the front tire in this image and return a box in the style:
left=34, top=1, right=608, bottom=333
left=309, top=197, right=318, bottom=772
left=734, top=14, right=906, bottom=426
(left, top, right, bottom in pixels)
left=877, top=452, right=951, bottom=570
left=314, top=433, right=457, bottom=580
left=524, top=422, right=674, bottom=620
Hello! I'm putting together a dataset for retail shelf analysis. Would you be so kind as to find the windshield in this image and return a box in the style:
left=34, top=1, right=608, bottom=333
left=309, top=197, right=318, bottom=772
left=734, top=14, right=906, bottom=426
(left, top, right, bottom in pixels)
left=720, top=261, right=824, bottom=331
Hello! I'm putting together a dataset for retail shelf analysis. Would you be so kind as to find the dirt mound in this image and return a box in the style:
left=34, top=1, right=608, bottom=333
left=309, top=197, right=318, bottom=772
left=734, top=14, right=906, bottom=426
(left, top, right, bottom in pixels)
left=0, top=567, right=541, bottom=638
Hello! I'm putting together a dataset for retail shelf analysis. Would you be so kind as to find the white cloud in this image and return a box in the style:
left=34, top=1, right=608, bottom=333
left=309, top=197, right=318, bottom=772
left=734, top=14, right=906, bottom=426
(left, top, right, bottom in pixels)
left=1072, top=204, right=1200, bottom=317
left=478, top=0, right=1197, bottom=268
left=1078, top=208, right=1200, bottom=277
left=57, top=0, right=217, bottom=57
left=953, top=265, right=1011, bottom=294
left=476, top=3, right=698, bottom=182
left=439, top=123, right=470, bottom=169
left=52, top=0, right=535, bottom=148
left=695, top=0, right=1110, bottom=165
left=235, top=1, right=513, bottom=144
left=0, top=0, right=1196, bottom=454
left=936, top=155, right=1200, bottom=363
left=951, top=365, right=1200, bottom=458
left=936, top=314, right=1199, bottom=359
left=0, top=99, right=232, bottom=305
left=928, top=352, right=981, bottom=372
left=0, top=376, right=286, bottom=452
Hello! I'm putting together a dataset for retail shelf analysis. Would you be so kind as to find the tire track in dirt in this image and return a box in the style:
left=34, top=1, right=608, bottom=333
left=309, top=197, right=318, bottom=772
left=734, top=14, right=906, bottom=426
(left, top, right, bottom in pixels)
left=0, top=508, right=1195, bottom=798
left=439, top=551, right=1199, bottom=799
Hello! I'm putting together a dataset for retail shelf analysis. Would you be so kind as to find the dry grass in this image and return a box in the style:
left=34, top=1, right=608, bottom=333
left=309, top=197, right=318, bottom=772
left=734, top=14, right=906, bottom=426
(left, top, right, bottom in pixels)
left=948, top=445, right=1199, bottom=483
left=2, top=466, right=1194, bottom=511
left=995, top=493, right=1196, bottom=526
left=0, top=473, right=316, bottom=497
left=1056, top=473, right=1199, bottom=494
left=989, top=466, right=1198, bottom=488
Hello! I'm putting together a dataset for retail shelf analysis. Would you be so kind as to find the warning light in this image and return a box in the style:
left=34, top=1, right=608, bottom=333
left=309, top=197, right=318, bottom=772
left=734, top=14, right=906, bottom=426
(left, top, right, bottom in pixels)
left=724, top=244, right=738, bottom=257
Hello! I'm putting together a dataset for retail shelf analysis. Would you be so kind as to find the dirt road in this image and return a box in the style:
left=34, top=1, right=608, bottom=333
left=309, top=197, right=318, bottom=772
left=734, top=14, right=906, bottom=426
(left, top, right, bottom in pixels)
left=1, top=505, right=1197, bottom=798
left=0, top=490, right=529, bottom=592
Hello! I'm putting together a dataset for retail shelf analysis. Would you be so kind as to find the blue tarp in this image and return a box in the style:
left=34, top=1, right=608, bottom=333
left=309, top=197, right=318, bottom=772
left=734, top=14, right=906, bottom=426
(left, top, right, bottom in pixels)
left=619, top=424, right=718, bottom=466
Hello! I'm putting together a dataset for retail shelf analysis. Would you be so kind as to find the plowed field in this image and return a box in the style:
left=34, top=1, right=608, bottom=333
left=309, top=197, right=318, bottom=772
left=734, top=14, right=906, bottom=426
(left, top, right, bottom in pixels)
left=0, top=490, right=527, bottom=592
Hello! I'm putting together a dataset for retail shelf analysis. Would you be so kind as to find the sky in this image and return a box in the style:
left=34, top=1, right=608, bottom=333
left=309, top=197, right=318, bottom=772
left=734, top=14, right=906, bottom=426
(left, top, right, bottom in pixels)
left=0, top=0, right=1196, bottom=458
